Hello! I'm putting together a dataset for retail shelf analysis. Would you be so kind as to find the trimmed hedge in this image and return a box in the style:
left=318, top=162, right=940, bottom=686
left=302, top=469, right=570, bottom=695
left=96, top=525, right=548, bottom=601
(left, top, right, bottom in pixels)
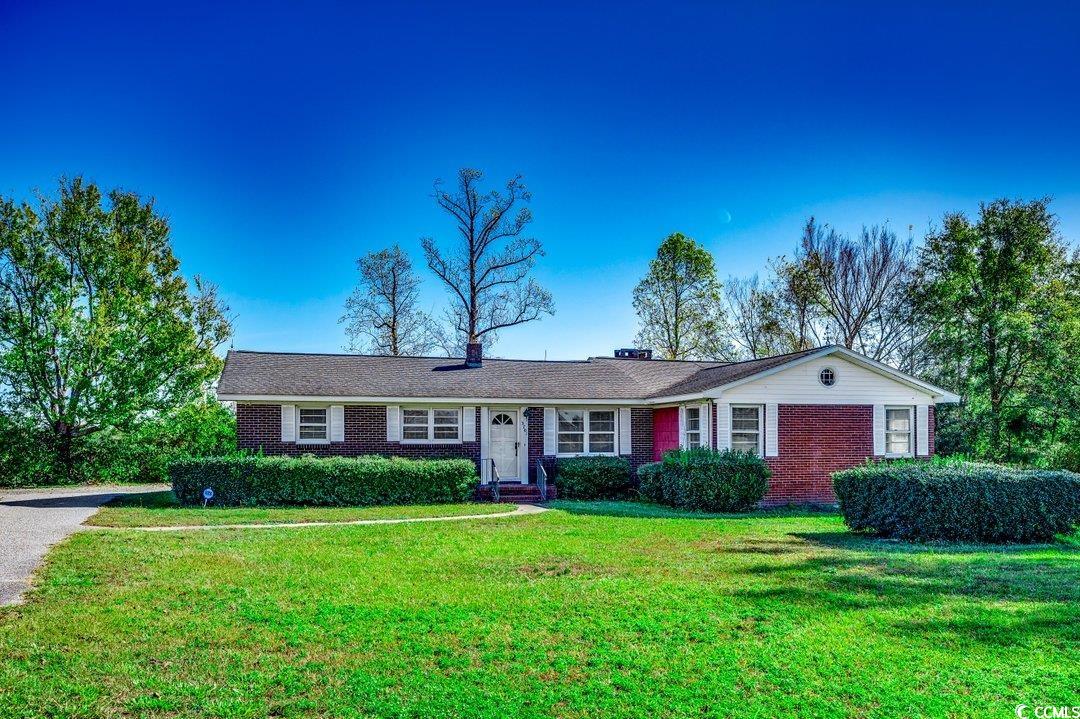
left=638, top=448, right=771, bottom=513
left=833, top=461, right=1080, bottom=543
left=555, top=456, right=632, bottom=499
left=171, top=455, right=479, bottom=507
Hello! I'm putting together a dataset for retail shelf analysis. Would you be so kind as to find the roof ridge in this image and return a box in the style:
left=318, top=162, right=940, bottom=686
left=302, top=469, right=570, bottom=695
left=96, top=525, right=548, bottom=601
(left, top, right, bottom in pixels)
left=228, top=349, right=594, bottom=364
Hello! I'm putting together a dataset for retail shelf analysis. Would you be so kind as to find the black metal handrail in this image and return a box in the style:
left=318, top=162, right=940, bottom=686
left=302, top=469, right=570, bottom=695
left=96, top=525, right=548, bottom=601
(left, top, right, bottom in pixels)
left=488, top=458, right=500, bottom=503
left=536, top=460, right=548, bottom=502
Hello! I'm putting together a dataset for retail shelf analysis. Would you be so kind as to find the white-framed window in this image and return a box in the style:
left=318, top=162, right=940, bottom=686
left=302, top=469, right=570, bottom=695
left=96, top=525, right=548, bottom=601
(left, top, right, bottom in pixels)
left=557, top=408, right=616, bottom=455
left=298, top=407, right=328, bottom=443
left=885, top=406, right=913, bottom=457
left=730, top=405, right=762, bottom=456
left=401, top=407, right=461, bottom=443
left=819, top=366, right=837, bottom=387
left=684, top=406, right=702, bottom=449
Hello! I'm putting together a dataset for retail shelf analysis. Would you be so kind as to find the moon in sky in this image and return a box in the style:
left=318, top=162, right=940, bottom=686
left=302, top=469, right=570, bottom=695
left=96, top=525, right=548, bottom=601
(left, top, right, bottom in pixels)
left=718, top=209, right=733, bottom=224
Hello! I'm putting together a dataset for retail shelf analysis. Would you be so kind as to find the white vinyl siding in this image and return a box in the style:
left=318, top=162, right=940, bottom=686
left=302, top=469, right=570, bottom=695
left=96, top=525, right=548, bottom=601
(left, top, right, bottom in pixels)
left=730, top=405, right=763, bottom=455
left=885, top=406, right=914, bottom=457
left=400, top=407, right=462, bottom=443
left=556, top=408, right=617, bottom=456
left=720, top=356, right=935, bottom=406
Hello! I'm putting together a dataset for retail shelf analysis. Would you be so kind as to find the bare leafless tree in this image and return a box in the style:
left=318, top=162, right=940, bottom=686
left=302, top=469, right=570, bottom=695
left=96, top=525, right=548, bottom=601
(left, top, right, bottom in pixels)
left=798, top=218, right=918, bottom=364
left=341, top=245, right=435, bottom=356
left=421, top=169, right=554, bottom=353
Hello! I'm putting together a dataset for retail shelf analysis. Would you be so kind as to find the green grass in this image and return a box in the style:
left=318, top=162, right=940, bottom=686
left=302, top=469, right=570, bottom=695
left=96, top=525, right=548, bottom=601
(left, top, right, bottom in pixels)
left=2, top=501, right=1077, bottom=718
left=86, top=491, right=514, bottom=527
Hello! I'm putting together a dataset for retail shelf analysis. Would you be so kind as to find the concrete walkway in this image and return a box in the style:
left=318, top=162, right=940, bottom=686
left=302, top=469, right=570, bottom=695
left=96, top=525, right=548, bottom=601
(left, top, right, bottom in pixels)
left=91, top=502, right=549, bottom=532
left=0, top=484, right=166, bottom=606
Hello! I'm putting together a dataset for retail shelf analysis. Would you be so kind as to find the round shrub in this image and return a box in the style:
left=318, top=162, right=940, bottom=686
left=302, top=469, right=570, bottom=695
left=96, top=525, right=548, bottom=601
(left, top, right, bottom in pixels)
left=170, top=454, right=478, bottom=507
left=833, top=461, right=1080, bottom=543
left=636, top=461, right=665, bottom=503
left=639, top=449, right=770, bottom=513
left=555, top=456, right=632, bottom=499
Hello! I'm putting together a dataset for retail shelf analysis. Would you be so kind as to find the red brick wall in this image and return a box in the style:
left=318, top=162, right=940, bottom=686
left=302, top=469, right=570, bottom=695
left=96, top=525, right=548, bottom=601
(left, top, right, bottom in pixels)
left=629, top=408, right=654, bottom=471
left=652, top=407, right=680, bottom=461
left=763, top=404, right=882, bottom=505
left=237, top=404, right=481, bottom=468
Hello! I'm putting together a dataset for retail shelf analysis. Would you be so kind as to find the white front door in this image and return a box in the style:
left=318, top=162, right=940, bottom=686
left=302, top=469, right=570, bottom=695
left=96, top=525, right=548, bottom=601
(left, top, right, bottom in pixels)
left=490, top=411, right=519, bottom=480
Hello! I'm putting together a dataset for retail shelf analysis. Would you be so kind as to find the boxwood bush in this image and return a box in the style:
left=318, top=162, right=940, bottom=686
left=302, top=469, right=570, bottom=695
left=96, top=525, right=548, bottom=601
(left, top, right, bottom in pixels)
left=555, top=456, right=632, bottom=499
left=638, top=448, right=771, bottom=513
left=833, top=460, right=1080, bottom=543
left=171, top=454, right=478, bottom=507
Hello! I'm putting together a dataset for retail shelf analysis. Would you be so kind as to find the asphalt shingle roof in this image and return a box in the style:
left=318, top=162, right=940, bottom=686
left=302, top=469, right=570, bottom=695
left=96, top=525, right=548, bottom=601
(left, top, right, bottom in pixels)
left=217, top=347, right=824, bottom=401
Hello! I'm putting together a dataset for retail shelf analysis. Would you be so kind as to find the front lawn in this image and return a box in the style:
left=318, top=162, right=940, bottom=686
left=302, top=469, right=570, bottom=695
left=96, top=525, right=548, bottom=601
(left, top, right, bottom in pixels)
left=2, top=502, right=1077, bottom=718
left=87, top=491, right=513, bottom=527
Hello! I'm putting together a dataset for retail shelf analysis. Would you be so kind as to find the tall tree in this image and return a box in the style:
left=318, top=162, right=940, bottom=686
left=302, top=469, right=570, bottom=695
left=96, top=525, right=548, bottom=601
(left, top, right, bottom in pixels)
left=769, top=255, right=824, bottom=352
left=421, top=168, right=554, bottom=353
left=633, top=232, right=731, bottom=360
left=341, top=245, right=434, bottom=356
left=798, top=218, right=918, bottom=364
left=0, top=178, right=231, bottom=480
left=724, top=274, right=784, bottom=359
left=913, top=198, right=1076, bottom=459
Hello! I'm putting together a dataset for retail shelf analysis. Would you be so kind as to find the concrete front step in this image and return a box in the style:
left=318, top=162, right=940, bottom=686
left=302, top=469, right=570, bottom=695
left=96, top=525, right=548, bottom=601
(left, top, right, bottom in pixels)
left=475, top=483, right=557, bottom=502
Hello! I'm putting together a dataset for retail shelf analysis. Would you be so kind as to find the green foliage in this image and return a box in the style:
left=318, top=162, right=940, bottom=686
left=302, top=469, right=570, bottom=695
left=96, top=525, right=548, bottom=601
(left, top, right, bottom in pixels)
left=554, top=456, right=632, bottom=499
left=833, top=460, right=1080, bottom=543
left=171, top=454, right=479, bottom=507
left=913, top=198, right=1080, bottom=465
left=0, top=178, right=231, bottom=482
left=0, top=398, right=237, bottom=487
left=0, top=412, right=59, bottom=487
left=633, top=232, right=730, bottom=359
left=86, top=399, right=239, bottom=484
left=638, top=448, right=771, bottom=512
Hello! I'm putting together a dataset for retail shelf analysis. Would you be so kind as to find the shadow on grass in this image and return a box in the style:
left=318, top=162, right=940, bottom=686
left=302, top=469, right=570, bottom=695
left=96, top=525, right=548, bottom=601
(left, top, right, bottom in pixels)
left=99, top=490, right=180, bottom=509
left=729, top=531, right=1080, bottom=605
left=549, top=499, right=839, bottom=521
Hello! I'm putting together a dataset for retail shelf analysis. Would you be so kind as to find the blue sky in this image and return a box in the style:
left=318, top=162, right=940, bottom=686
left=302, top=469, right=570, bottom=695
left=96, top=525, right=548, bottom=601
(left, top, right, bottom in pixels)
left=2, top=1, right=1078, bottom=359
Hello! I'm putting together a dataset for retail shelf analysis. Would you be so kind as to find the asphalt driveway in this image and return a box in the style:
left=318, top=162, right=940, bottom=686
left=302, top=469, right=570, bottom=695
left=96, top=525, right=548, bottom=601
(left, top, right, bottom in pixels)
left=0, top=484, right=166, bottom=606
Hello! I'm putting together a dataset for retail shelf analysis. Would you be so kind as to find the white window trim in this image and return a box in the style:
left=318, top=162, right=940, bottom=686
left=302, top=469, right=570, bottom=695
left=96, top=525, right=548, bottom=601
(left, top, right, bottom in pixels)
left=555, top=407, right=618, bottom=457
left=729, top=404, right=764, bottom=456
left=819, top=366, right=838, bottom=387
left=296, top=405, right=330, bottom=445
left=400, top=406, right=463, bottom=444
left=684, top=406, right=703, bottom=449
left=884, top=405, right=914, bottom=458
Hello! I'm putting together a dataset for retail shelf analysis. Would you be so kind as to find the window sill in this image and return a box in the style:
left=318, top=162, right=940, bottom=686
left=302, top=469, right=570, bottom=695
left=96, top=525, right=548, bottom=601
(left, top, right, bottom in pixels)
left=555, top=452, right=617, bottom=458
left=400, top=439, right=462, bottom=445
left=296, top=439, right=330, bottom=445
